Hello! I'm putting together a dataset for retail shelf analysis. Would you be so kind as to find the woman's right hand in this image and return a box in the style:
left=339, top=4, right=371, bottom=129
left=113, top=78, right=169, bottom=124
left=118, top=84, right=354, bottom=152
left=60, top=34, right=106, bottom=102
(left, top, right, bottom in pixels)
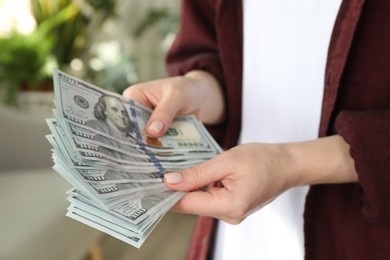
left=122, top=70, right=225, bottom=137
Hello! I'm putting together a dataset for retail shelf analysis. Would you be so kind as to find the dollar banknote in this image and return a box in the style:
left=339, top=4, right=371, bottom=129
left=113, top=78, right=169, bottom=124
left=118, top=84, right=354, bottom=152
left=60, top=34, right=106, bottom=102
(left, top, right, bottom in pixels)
left=53, top=70, right=220, bottom=153
left=66, top=190, right=184, bottom=248
left=47, top=69, right=222, bottom=248
left=48, top=118, right=208, bottom=172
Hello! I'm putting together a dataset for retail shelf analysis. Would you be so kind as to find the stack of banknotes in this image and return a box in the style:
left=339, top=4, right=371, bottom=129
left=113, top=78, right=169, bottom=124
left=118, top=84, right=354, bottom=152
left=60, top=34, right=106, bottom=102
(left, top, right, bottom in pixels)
left=46, top=70, right=222, bottom=248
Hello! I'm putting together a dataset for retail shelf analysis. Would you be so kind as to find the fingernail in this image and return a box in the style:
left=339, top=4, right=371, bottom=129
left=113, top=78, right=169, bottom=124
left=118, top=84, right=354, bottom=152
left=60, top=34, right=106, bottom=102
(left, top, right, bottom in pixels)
left=149, top=120, right=164, bottom=134
left=164, top=172, right=183, bottom=184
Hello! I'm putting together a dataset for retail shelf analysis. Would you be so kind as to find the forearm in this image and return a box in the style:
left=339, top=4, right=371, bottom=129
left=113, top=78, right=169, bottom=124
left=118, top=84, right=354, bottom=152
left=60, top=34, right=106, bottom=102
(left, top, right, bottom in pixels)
left=284, top=135, right=358, bottom=188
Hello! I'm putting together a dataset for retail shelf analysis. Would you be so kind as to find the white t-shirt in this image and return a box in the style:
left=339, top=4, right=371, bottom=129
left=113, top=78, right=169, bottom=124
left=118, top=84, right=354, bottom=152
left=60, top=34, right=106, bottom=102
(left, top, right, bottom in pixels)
left=213, top=0, right=341, bottom=259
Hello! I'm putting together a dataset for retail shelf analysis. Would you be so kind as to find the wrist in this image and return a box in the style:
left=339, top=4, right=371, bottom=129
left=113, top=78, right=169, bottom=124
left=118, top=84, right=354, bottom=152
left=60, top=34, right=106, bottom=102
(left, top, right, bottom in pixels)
left=184, top=70, right=226, bottom=124
left=283, top=135, right=358, bottom=187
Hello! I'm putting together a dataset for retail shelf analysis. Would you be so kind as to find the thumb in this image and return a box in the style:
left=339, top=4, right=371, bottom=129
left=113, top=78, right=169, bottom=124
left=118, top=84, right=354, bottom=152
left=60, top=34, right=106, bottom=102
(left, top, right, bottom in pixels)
left=164, top=162, right=222, bottom=191
left=146, top=95, right=181, bottom=137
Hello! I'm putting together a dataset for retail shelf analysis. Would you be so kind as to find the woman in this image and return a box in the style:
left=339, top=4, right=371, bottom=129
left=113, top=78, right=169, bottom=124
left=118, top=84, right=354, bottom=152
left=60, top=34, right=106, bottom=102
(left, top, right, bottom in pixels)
left=123, top=0, right=390, bottom=259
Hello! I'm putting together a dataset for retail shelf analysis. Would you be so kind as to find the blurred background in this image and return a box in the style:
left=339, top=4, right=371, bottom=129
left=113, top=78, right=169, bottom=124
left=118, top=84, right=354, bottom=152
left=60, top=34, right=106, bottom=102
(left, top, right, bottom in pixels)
left=0, top=0, right=197, bottom=259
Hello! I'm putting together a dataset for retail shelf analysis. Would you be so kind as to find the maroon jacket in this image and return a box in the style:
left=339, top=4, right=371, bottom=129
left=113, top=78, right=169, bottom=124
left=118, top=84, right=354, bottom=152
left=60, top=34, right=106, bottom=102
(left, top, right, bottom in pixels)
left=166, top=0, right=390, bottom=259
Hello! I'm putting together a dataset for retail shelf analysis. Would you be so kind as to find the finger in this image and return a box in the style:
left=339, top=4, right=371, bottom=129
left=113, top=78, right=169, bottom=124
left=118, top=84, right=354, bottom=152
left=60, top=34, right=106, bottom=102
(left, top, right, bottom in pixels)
left=172, top=188, right=242, bottom=224
left=122, top=84, right=151, bottom=107
left=146, top=94, right=182, bottom=137
left=123, top=84, right=183, bottom=137
left=164, top=159, right=226, bottom=191
left=173, top=188, right=227, bottom=215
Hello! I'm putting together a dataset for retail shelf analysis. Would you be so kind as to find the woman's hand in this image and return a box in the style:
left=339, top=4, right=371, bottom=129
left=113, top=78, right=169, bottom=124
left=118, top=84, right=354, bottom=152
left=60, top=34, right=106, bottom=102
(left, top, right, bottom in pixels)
left=122, top=70, right=225, bottom=137
left=163, top=135, right=358, bottom=224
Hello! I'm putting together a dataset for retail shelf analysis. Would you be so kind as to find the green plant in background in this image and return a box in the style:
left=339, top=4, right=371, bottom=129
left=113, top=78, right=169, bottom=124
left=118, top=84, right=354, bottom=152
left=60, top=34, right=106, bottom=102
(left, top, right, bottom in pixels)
left=0, top=1, right=179, bottom=106
left=0, top=0, right=115, bottom=106
left=0, top=4, right=79, bottom=105
left=31, top=0, right=115, bottom=67
left=0, top=33, right=54, bottom=105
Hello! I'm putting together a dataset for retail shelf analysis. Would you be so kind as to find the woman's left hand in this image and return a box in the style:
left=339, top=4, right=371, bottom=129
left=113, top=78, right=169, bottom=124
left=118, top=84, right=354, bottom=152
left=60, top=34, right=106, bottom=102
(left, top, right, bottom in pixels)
left=164, top=142, right=295, bottom=224
left=164, top=136, right=357, bottom=224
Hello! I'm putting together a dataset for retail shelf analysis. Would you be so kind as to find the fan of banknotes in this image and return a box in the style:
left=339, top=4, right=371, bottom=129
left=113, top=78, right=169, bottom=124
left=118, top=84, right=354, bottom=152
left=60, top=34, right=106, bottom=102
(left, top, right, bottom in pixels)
left=46, top=70, right=222, bottom=248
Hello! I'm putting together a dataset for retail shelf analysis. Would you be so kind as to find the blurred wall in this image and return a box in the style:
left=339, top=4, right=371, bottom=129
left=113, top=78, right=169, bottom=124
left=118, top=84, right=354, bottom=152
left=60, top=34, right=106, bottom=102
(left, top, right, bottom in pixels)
left=0, top=103, right=52, bottom=170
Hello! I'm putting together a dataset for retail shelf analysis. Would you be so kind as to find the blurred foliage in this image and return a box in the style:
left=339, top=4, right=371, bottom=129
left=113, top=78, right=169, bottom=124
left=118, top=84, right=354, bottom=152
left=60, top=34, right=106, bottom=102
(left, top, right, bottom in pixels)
left=133, top=8, right=179, bottom=39
left=133, top=7, right=179, bottom=53
left=87, top=7, right=180, bottom=94
left=31, top=0, right=115, bottom=66
left=0, top=4, right=79, bottom=105
left=0, top=1, right=180, bottom=106
left=0, top=0, right=115, bottom=105
left=86, top=0, right=116, bottom=15
left=86, top=41, right=138, bottom=94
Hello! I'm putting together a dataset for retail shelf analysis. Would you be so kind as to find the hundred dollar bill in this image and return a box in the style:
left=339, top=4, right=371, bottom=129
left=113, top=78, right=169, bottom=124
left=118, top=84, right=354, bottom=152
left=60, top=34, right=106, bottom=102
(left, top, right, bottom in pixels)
left=47, top=121, right=160, bottom=173
left=54, top=161, right=166, bottom=199
left=47, top=69, right=223, bottom=248
left=53, top=69, right=219, bottom=153
left=52, top=150, right=163, bottom=184
left=54, top=130, right=202, bottom=173
left=69, top=168, right=162, bottom=185
left=66, top=207, right=146, bottom=248
left=52, top=157, right=167, bottom=209
left=48, top=118, right=210, bottom=171
left=49, top=130, right=181, bottom=210
left=49, top=118, right=206, bottom=174
left=65, top=117, right=218, bottom=161
left=49, top=129, right=186, bottom=209
left=60, top=109, right=221, bottom=155
left=48, top=137, right=164, bottom=183
left=67, top=188, right=185, bottom=226
left=47, top=134, right=169, bottom=208
left=66, top=189, right=183, bottom=248
left=67, top=189, right=164, bottom=233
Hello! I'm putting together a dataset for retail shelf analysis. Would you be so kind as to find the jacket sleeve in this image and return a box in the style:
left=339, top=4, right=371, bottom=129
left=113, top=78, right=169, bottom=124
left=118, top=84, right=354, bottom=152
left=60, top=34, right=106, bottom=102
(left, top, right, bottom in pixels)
left=165, top=0, right=232, bottom=148
left=334, top=110, right=390, bottom=223
left=166, top=0, right=224, bottom=86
